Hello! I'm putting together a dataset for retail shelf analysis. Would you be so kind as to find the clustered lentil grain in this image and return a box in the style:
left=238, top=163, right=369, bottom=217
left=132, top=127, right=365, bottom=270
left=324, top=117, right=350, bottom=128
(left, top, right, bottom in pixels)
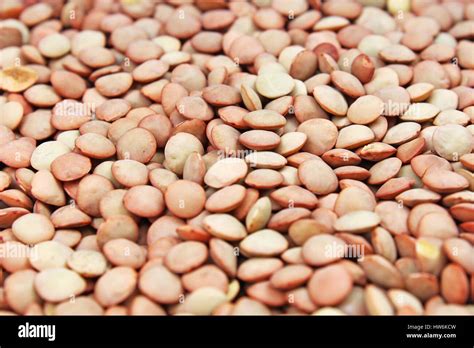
left=0, top=0, right=473, bottom=316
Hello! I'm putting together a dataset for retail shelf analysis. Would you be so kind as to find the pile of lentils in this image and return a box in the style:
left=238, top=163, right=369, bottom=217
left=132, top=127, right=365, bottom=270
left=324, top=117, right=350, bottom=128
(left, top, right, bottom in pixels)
left=0, top=0, right=473, bottom=316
